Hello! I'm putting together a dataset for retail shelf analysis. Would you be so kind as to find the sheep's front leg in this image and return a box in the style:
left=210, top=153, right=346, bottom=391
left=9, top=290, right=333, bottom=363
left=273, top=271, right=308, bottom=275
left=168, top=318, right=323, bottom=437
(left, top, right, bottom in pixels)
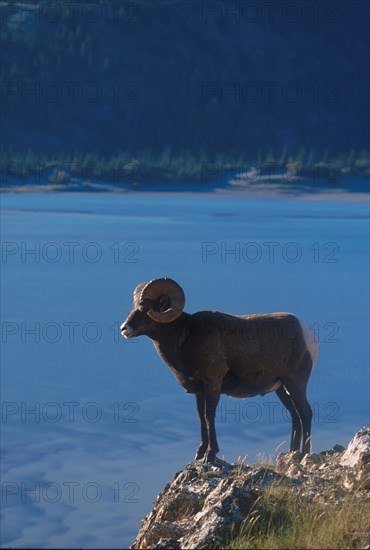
left=195, top=393, right=208, bottom=460
left=203, top=383, right=221, bottom=462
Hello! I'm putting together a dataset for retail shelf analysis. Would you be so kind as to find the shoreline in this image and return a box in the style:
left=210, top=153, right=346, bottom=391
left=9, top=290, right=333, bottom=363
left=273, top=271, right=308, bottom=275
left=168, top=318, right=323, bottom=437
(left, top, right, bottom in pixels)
left=1, top=186, right=369, bottom=202
left=1, top=171, right=368, bottom=200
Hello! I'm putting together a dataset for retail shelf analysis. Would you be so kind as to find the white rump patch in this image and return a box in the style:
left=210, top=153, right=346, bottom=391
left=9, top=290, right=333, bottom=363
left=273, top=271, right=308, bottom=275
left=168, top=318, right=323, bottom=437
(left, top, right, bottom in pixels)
left=299, top=319, right=319, bottom=367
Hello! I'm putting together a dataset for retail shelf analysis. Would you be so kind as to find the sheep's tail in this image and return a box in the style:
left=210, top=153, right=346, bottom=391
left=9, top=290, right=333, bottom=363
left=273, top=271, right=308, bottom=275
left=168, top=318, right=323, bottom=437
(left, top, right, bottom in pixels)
left=299, top=319, right=319, bottom=368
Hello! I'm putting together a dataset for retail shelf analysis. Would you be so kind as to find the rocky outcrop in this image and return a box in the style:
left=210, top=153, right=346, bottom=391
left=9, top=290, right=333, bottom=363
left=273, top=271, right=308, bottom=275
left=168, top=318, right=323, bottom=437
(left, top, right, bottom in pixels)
left=131, top=462, right=281, bottom=549
left=131, top=428, right=370, bottom=549
left=340, top=427, right=370, bottom=468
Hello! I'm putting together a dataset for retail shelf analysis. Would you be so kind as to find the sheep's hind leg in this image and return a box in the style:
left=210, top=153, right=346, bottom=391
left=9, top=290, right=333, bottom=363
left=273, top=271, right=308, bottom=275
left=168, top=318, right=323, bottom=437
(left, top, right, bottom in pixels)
left=276, top=385, right=302, bottom=452
left=284, top=382, right=312, bottom=455
left=282, top=352, right=314, bottom=454
left=194, top=393, right=208, bottom=460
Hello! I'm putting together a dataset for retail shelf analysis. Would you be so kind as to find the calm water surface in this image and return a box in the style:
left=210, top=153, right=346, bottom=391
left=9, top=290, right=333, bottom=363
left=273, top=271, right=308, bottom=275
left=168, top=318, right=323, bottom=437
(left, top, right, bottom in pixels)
left=1, top=192, right=369, bottom=548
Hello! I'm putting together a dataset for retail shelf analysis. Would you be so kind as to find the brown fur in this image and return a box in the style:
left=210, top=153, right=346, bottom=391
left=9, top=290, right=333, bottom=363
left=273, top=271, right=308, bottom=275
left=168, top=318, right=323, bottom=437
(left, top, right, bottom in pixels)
left=121, top=302, right=315, bottom=462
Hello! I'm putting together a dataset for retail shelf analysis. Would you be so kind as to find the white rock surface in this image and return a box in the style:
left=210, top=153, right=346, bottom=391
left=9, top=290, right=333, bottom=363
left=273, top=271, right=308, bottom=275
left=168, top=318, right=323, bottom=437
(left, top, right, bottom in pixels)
left=340, top=427, right=370, bottom=467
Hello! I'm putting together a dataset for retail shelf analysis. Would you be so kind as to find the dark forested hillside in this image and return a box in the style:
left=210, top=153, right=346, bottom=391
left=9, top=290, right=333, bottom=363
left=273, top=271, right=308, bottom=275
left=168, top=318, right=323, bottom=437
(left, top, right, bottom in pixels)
left=1, top=0, right=369, bottom=164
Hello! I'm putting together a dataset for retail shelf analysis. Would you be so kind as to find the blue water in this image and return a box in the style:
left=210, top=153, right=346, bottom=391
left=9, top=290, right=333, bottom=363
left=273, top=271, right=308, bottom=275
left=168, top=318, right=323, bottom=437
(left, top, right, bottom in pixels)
left=1, top=192, right=369, bottom=548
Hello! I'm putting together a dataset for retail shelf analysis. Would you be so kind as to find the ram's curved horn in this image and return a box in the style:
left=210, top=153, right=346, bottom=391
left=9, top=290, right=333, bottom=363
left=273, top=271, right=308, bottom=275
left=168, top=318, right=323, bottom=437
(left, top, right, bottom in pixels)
left=133, top=282, right=148, bottom=308
left=140, top=278, right=185, bottom=323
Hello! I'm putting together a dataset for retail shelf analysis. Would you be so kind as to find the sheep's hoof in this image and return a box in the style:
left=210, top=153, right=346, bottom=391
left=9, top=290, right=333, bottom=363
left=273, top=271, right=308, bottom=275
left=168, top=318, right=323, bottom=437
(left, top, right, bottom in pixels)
left=195, top=446, right=207, bottom=460
left=203, top=451, right=218, bottom=463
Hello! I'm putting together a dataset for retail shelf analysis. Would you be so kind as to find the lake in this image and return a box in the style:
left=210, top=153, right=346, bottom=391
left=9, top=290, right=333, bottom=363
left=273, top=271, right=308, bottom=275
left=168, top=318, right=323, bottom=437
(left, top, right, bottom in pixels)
left=1, top=190, right=369, bottom=548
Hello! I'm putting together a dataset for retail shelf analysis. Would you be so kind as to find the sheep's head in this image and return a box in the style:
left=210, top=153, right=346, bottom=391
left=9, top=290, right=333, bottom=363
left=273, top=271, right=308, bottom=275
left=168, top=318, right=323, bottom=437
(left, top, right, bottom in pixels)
left=120, top=278, right=185, bottom=338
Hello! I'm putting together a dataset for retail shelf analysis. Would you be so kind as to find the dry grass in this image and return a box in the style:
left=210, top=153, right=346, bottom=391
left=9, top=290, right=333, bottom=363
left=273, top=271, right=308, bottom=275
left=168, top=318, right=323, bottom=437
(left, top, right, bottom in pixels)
left=227, top=485, right=370, bottom=549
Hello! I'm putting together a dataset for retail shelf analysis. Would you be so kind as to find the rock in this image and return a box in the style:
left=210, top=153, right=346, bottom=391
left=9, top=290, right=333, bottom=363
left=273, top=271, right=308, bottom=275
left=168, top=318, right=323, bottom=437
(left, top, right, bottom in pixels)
left=333, top=444, right=345, bottom=453
left=319, top=449, right=335, bottom=456
left=286, top=463, right=305, bottom=477
left=131, top=428, right=370, bottom=549
left=300, top=453, right=324, bottom=470
left=275, top=450, right=301, bottom=473
left=130, top=460, right=282, bottom=549
left=340, top=427, right=370, bottom=467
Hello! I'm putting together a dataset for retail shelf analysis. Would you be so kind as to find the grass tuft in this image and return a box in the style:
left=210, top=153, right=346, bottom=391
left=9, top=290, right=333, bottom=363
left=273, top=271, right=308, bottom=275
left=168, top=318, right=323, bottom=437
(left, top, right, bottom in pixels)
left=226, top=485, right=370, bottom=549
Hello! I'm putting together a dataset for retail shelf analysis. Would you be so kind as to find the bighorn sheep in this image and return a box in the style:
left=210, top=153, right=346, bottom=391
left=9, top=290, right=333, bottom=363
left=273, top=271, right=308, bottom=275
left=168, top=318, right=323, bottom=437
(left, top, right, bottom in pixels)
left=121, top=278, right=318, bottom=462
